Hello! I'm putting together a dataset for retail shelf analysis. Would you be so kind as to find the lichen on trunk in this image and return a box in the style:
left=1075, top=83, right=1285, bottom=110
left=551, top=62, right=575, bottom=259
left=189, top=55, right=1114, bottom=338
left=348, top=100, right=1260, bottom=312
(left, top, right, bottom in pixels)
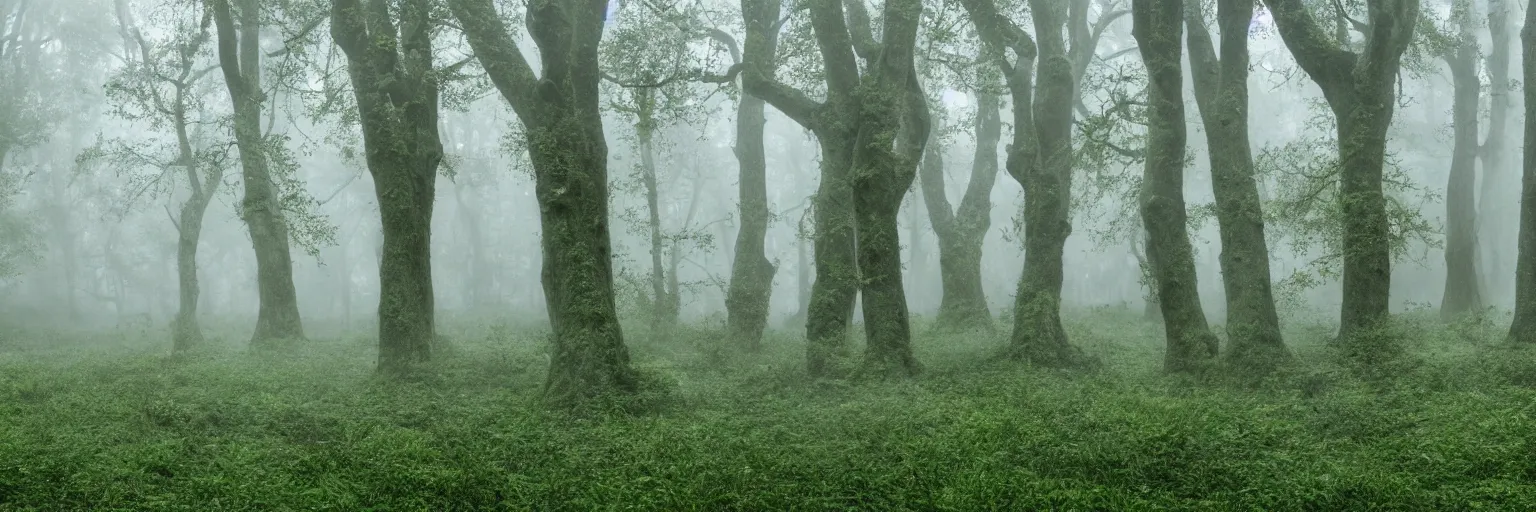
left=211, top=0, right=305, bottom=345
left=1185, top=0, right=1288, bottom=372
left=331, top=0, right=443, bottom=374
left=1261, top=0, right=1419, bottom=343
left=724, top=2, right=781, bottom=350
left=449, top=0, right=639, bottom=403
left=1133, top=0, right=1219, bottom=374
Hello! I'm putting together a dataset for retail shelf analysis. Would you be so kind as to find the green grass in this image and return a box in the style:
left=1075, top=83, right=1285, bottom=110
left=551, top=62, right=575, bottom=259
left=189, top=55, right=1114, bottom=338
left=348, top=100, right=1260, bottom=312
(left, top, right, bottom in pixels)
left=4, top=309, right=1536, bottom=510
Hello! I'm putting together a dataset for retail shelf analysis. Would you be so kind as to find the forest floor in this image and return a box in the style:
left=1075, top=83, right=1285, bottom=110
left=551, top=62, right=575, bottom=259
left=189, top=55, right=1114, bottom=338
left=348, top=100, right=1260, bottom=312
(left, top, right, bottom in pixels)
left=2, top=308, right=1536, bottom=510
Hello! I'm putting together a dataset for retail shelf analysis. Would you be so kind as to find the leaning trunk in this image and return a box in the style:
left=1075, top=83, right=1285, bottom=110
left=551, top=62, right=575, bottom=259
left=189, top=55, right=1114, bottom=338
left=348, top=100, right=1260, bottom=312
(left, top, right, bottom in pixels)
left=213, top=0, right=305, bottom=344
left=634, top=92, right=676, bottom=332
left=1134, top=0, right=1218, bottom=373
left=173, top=192, right=213, bottom=352
left=1442, top=12, right=1483, bottom=318
left=1185, top=0, right=1287, bottom=370
left=1509, top=4, right=1536, bottom=343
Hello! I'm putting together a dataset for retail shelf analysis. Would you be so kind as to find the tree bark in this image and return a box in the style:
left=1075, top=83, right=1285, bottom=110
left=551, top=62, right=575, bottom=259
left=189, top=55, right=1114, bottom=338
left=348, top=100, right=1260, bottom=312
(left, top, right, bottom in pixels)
left=331, top=0, right=442, bottom=374
left=848, top=0, right=929, bottom=377
left=918, top=90, right=1001, bottom=333
left=1185, top=0, right=1288, bottom=370
left=1261, top=0, right=1419, bottom=342
left=720, top=10, right=780, bottom=350
left=170, top=93, right=220, bottom=352
left=955, top=0, right=1089, bottom=367
left=632, top=87, right=679, bottom=332
left=1135, top=0, right=1219, bottom=373
left=212, top=0, right=305, bottom=345
left=1509, top=3, right=1536, bottom=343
left=1440, top=0, right=1483, bottom=319
left=1483, top=0, right=1515, bottom=305
left=450, top=0, right=639, bottom=403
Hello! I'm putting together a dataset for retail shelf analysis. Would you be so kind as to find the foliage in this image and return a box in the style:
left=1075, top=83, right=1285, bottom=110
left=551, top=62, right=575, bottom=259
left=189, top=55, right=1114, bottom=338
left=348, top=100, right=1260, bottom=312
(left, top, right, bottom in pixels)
left=1255, top=103, right=1441, bottom=315
left=5, top=312, right=1536, bottom=508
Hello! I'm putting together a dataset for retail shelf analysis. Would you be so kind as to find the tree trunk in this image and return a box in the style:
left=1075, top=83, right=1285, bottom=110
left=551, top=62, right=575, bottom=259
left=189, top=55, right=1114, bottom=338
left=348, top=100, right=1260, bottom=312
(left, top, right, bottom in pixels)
left=1481, top=0, right=1513, bottom=306
left=170, top=99, right=218, bottom=352
left=1134, top=0, right=1219, bottom=373
left=212, top=0, right=305, bottom=345
left=1509, top=3, right=1536, bottom=343
left=450, top=0, right=639, bottom=403
left=918, top=90, right=1000, bottom=333
left=726, top=3, right=781, bottom=350
left=852, top=0, right=928, bottom=376
left=1185, top=0, right=1288, bottom=371
left=331, top=0, right=442, bottom=374
left=1441, top=1, right=1483, bottom=318
left=804, top=141, right=860, bottom=375
left=1262, top=0, right=1418, bottom=342
left=633, top=88, right=678, bottom=332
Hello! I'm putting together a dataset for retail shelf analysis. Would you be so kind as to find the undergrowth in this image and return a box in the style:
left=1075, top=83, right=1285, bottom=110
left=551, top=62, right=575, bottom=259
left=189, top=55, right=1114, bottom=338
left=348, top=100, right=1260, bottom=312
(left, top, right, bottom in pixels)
left=2, top=309, right=1536, bottom=510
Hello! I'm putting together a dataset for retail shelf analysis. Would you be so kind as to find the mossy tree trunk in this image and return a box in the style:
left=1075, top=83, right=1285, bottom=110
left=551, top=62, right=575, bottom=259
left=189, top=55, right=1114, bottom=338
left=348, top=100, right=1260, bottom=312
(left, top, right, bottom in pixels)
left=723, top=10, right=780, bottom=351
left=1440, top=0, right=1484, bottom=319
left=1134, top=0, right=1219, bottom=373
left=1509, top=3, right=1536, bottom=343
left=846, top=0, right=929, bottom=377
left=1185, top=0, right=1288, bottom=371
left=450, top=0, right=639, bottom=403
left=918, top=89, right=1001, bottom=333
left=331, top=0, right=442, bottom=374
left=739, top=0, right=861, bottom=377
left=958, top=0, right=1090, bottom=367
left=1261, top=0, right=1419, bottom=342
left=211, top=0, right=306, bottom=345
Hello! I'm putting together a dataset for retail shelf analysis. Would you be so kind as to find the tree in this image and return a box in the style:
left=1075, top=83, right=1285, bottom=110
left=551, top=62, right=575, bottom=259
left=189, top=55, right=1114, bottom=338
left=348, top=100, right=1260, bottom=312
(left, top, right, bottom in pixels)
left=723, top=2, right=780, bottom=350
left=100, top=0, right=226, bottom=351
left=1133, top=0, right=1218, bottom=373
left=957, top=0, right=1092, bottom=367
left=330, top=0, right=442, bottom=373
left=449, top=0, right=640, bottom=403
left=1482, top=0, right=1515, bottom=305
left=1434, top=0, right=1482, bottom=319
left=1260, top=0, right=1419, bottom=341
left=843, top=0, right=930, bottom=376
left=1185, top=0, right=1288, bottom=370
left=736, top=0, right=860, bottom=376
left=918, top=85, right=1001, bottom=333
left=210, top=0, right=306, bottom=344
left=1510, top=0, right=1536, bottom=344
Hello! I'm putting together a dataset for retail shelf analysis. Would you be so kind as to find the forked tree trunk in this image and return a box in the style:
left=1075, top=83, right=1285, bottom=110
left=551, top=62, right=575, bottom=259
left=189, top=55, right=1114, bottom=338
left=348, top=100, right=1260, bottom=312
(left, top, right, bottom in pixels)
left=919, top=90, right=1001, bottom=333
left=632, top=87, right=679, bottom=332
left=1134, top=0, right=1219, bottom=373
left=331, top=0, right=442, bottom=373
left=737, top=0, right=865, bottom=377
left=212, top=0, right=305, bottom=345
left=450, top=0, right=639, bottom=403
left=851, top=0, right=928, bottom=377
left=1441, top=0, right=1483, bottom=318
left=725, top=7, right=780, bottom=350
left=1185, top=0, right=1288, bottom=371
left=1262, top=0, right=1418, bottom=342
left=1509, top=3, right=1536, bottom=343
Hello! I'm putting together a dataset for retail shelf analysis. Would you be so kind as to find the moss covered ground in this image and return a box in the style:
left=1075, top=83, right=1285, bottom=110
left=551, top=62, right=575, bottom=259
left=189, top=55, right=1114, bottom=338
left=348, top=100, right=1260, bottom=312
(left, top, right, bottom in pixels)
left=2, top=309, right=1535, bottom=510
